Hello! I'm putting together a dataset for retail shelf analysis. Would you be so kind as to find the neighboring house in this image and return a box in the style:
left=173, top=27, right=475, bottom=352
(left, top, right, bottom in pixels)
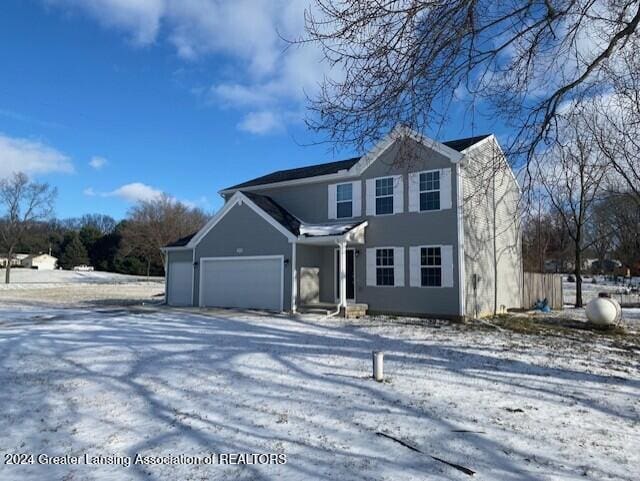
left=163, top=126, right=522, bottom=319
left=22, top=254, right=58, bottom=270
left=0, top=253, right=29, bottom=268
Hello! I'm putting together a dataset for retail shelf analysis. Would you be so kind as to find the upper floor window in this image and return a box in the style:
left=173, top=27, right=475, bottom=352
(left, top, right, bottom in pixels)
left=419, top=171, right=440, bottom=211
left=420, top=246, right=442, bottom=286
left=375, top=177, right=394, bottom=215
left=336, top=183, right=353, bottom=218
left=376, top=248, right=395, bottom=286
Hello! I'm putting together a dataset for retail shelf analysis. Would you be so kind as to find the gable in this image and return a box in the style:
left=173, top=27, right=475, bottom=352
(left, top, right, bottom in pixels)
left=196, top=202, right=293, bottom=253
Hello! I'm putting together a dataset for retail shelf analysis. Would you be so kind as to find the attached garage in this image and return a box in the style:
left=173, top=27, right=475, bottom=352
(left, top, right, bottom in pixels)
left=199, top=256, right=284, bottom=311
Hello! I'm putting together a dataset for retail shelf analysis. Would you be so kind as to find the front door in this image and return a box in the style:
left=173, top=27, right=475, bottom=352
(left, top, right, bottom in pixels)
left=335, top=248, right=355, bottom=302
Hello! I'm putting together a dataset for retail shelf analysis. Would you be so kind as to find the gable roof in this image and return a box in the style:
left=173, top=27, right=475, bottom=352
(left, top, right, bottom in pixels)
left=242, top=192, right=301, bottom=236
left=442, top=134, right=491, bottom=152
left=226, top=157, right=361, bottom=191
left=221, top=133, right=491, bottom=192
left=165, top=232, right=196, bottom=248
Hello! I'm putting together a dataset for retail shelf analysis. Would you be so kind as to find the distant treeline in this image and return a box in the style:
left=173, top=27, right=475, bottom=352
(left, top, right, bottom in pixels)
left=14, top=196, right=208, bottom=276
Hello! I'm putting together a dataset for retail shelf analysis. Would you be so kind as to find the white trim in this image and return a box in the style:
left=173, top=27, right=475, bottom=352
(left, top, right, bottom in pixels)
left=455, top=163, right=466, bottom=316
left=192, top=248, right=195, bottom=306
left=161, top=246, right=192, bottom=252
left=188, top=191, right=297, bottom=248
left=291, top=243, right=297, bottom=313
left=351, top=125, right=463, bottom=176
left=219, top=171, right=358, bottom=195
left=219, top=125, right=464, bottom=196
left=333, top=247, right=356, bottom=303
left=198, top=255, right=285, bottom=311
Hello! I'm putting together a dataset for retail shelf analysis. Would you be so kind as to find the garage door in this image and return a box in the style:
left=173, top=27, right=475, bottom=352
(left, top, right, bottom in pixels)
left=200, top=256, right=283, bottom=311
left=167, top=261, right=193, bottom=306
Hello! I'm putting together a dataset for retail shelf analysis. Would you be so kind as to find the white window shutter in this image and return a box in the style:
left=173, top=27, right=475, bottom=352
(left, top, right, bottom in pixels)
left=408, top=172, right=419, bottom=212
left=409, top=246, right=420, bottom=286
left=394, top=247, right=404, bottom=287
left=366, top=248, right=376, bottom=286
left=440, top=168, right=452, bottom=210
left=328, top=184, right=337, bottom=219
left=393, top=175, right=404, bottom=214
left=352, top=181, right=362, bottom=217
left=366, top=179, right=375, bottom=216
left=441, top=245, right=454, bottom=287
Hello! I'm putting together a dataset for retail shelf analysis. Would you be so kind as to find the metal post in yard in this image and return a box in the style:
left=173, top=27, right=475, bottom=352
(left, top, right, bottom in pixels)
left=372, top=351, right=384, bottom=382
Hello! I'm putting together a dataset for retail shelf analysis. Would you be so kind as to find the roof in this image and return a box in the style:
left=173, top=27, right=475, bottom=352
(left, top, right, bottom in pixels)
left=242, top=192, right=301, bottom=236
left=442, top=134, right=491, bottom=152
left=222, top=134, right=491, bottom=192
left=165, top=232, right=196, bottom=248
left=226, top=157, right=361, bottom=191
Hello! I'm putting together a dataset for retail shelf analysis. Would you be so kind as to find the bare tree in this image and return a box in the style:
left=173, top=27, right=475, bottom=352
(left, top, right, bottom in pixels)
left=120, top=194, right=208, bottom=277
left=302, top=1, right=640, bottom=163
left=533, top=121, right=609, bottom=307
left=0, top=173, right=57, bottom=283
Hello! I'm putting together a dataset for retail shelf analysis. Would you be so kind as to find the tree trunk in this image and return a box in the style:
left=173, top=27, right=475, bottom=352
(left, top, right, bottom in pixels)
left=5, top=246, right=13, bottom=284
left=146, top=259, right=151, bottom=279
left=575, top=241, right=583, bottom=308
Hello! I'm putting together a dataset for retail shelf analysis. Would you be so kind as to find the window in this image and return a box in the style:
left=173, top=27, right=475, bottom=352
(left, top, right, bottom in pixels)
left=376, top=248, right=395, bottom=286
left=419, top=171, right=440, bottom=211
left=420, top=247, right=442, bottom=286
left=336, top=183, right=353, bottom=218
left=375, top=177, right=394, bottom=215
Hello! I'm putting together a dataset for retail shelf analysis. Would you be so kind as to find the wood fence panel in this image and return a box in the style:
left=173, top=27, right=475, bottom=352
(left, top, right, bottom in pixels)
left=522, top=272, right=563, bottom=310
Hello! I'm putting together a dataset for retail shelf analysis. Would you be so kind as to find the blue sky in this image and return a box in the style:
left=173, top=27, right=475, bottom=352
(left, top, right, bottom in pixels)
left=0, top=0, right=501, bottom=219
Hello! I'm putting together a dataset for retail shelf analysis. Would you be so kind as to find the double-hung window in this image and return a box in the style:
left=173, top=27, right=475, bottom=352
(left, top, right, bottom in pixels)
left=375, top=177, right=394, bottom=215
left=420, top=247, right=442, bottom=286
left=419, top=171, right=440, bottom=211
left=336, top=183, right=353, bottom=218
left=376, top=248, right=395, bottom=286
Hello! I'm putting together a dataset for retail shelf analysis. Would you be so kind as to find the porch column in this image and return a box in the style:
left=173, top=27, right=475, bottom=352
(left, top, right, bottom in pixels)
left=339, top=240, right=347, bottom=308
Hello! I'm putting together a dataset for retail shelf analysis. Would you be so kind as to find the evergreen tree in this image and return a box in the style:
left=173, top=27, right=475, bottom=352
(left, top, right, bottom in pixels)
left=59, top=233, right=89, bottom=270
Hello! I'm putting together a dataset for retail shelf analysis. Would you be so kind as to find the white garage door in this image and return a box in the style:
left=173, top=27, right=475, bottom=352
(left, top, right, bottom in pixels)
left=200, top=256, right=283, bottom=311
left=167, top=261, right=193, bottom=306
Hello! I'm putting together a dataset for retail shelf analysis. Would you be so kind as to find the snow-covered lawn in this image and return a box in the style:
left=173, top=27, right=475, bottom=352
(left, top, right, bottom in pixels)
left=1, top=305, right=638, bottom=480
left=0, top=268, right=163, bottom=285
left=563, top=276, right=640, bottom=306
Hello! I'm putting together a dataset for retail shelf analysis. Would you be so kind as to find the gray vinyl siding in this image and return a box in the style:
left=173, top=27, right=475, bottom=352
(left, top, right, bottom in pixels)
left=462, top=139, right=522, bottom=318
left=281, top=138, right=462, bottom=318
left=192, top=202, right=293, bottom=310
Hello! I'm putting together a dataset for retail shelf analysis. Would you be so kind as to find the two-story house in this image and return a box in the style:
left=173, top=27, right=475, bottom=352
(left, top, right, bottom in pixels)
left=162, top=126, right=522, bottom=320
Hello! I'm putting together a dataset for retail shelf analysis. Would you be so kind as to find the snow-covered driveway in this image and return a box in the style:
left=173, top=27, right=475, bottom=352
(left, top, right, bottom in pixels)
left=0, top=305, right=638, bottom=481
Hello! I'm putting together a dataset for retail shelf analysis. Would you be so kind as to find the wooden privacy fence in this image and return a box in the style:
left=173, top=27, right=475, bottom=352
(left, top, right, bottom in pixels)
left=522, top=272, right=563, bottom=310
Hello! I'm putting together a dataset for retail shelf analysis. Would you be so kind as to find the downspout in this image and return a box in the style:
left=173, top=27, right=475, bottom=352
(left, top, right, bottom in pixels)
left=291, top=241, right=297, bottom=314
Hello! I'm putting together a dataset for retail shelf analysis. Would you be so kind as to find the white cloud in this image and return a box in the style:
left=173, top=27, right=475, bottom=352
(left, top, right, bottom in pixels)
left=46, top=0, right=331, bottom=135
left=107, top=182, right=163, bottom=202
left=47, top=0, right=165, bottom=45
left=237, top=111, right=284, bottom=135
left=84, top=182, right=209, bottom=208
left=0, top=133, right=73, bottom=178
left=89, top=156, right=108, bottom=170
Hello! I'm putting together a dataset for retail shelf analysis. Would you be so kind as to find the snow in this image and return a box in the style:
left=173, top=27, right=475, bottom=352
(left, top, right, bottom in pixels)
left=0, top=268, right=163, bottom=286
left=1, top=303, right=638, bottom=480
left=299, top=222, right=361, bottom=237
left=563, top=276, right=640, bottom=306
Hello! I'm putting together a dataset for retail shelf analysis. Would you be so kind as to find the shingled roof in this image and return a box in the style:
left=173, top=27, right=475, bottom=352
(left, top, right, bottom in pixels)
left=165, top=232, right=196, bottom=247
left=222, top=134, right=491, bottom=192
left=242, top=192, right=302, bottom=236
